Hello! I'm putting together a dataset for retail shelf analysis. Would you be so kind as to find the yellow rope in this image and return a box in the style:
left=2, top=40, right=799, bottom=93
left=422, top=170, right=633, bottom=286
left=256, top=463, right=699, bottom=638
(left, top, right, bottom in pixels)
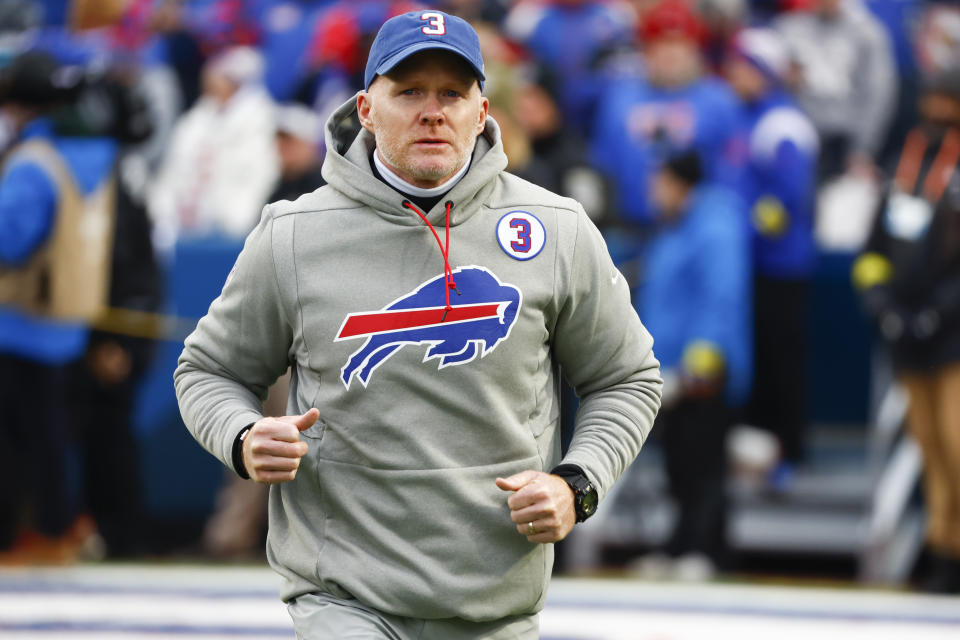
left=90, top=306, right=201, bottom=341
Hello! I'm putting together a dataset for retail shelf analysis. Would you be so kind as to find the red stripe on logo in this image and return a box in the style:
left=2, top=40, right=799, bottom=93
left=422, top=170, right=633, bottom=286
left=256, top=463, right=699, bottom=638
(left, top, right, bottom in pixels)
left=337, top=303, right=503, bottom=339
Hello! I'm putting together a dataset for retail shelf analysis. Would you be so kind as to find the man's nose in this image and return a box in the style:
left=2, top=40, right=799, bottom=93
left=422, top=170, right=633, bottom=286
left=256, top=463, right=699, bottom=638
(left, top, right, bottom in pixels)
left=420, top=96, right=444, bottom=126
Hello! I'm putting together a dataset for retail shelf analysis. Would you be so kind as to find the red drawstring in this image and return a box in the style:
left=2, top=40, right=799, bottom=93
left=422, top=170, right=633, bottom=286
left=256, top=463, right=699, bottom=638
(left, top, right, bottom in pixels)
left=402, top=200, right=458, bottom=320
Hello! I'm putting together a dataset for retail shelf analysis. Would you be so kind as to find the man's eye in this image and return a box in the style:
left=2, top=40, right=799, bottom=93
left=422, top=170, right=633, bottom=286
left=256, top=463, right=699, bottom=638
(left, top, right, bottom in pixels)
left=444, top=90, right=461, bottom=98
left=401, top=89, right=418, bottom=95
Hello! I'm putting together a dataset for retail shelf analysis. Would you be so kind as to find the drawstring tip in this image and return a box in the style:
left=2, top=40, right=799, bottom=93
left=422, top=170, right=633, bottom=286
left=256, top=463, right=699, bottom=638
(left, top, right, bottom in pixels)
left=441, top=307, right=450, bottom=322
left=448, top=281, right=460, bottom=295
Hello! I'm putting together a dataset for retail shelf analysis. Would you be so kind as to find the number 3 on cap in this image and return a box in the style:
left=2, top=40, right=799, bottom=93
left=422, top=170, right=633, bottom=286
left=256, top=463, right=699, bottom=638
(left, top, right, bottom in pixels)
left=421, top=12, right=446, bottom=35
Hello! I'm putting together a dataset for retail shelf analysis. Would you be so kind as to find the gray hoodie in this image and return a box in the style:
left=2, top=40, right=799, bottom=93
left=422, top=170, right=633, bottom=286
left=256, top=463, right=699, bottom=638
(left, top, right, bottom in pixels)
left=174, top=96, right=661, bottom=621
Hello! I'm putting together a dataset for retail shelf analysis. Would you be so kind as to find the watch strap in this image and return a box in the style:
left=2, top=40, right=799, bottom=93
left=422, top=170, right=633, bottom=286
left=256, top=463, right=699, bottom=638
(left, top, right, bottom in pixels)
left=550, top=463, right=587, bottom=481
left=232, top=423, right=255, bottom=479
left=550, top=464, right=597, bottom=523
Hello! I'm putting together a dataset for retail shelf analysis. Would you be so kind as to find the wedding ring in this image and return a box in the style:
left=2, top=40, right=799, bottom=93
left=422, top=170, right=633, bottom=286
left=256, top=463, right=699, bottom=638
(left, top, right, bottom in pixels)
left=527, top=522, right=535, bottom=535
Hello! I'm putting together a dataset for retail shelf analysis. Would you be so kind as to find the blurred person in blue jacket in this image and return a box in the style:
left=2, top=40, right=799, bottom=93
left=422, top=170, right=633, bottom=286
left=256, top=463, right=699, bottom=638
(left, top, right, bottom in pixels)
left=724, top=27, right=819, bottom=483
left=638, top=150, right=751, bottom=576
left=0, top=51, right=117, bottom=563
left=590, top=0, right=746, bottom=225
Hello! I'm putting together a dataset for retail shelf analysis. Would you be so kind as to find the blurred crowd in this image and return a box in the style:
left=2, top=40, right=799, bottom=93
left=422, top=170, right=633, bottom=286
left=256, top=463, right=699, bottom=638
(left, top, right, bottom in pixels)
left=0, top=0, right=959, bottom=593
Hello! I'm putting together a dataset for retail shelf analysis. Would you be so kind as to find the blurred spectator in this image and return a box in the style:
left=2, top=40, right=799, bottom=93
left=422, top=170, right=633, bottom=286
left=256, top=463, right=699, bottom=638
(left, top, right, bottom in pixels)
left=58, top=67, right=162, bottom=557
left=852, top=67, right=960, bottom=594
left=725, top=28, right=818, bottom=480
left=478, top=21, right=610, bottom=222
left=635, top=151, right=751, bottom=578
left=510, top=71, right=610, bottom=222
left=773, top=0, right=897, bottom=183
left=148, top=46, right=279, bottom=252
left=504, top=0, right=636, bottom=135
left=470, top=21, right=529, bottom=173
left=590, top=0, right=745, bottom=224
left=66, top=167, right=163, bottom=559
left=267, top=102, right=325, bottom=203
left=103, top=0, right=185, bottom=176
left=0, top=51, right=116, bottom=563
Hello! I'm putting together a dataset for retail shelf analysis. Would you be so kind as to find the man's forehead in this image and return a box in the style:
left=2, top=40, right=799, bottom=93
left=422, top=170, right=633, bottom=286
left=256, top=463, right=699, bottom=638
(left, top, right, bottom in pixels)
left=380, top=50, right=480, bottom=87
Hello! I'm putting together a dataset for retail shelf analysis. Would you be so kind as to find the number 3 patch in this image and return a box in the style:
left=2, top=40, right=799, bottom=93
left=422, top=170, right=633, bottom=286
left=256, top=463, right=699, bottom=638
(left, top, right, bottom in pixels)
left=420, top=12, right=446, bottom=35
left=496, top=211, right=546, bottom=261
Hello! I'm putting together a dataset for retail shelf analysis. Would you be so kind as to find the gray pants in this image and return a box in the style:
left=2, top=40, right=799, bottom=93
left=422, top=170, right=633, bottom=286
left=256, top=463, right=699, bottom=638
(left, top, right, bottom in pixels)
left=288, top=592, right=539, bottom=639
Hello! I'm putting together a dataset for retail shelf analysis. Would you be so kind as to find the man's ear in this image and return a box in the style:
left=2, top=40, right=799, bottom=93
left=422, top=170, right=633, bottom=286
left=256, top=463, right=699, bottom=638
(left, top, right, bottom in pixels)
left=357, top=91, right=375, bottom=133
left=476, top=96, right=489, bottom=135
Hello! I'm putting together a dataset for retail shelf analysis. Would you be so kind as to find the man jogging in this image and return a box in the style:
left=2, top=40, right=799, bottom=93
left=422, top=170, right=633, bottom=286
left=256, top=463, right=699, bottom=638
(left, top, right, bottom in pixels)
left=175, top=9, right=661, bottom=638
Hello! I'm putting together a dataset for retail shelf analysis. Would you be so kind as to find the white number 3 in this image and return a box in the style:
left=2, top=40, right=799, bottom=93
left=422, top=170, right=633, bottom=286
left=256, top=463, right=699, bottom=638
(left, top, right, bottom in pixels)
left=420, top=12, right=446, bottom=35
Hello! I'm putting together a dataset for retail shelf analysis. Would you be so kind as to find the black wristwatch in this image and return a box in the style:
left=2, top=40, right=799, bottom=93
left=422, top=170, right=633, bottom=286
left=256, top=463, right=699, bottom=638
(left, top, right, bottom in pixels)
left=551, top=464, right=598, bottom=523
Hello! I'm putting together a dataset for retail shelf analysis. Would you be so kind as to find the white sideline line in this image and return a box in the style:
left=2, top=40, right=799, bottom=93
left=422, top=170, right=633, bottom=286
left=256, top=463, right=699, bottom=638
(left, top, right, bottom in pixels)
left=1, top=565, right=959, bottom=640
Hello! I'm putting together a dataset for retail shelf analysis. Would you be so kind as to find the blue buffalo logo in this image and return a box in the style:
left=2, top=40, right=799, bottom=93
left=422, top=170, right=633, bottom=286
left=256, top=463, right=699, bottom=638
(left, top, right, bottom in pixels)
left=335, top=266, right=522, bottom=388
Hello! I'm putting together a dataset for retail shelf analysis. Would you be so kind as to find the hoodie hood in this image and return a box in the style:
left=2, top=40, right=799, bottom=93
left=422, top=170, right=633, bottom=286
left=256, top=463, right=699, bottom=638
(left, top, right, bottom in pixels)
left=320, top=93, right=508, bottom=227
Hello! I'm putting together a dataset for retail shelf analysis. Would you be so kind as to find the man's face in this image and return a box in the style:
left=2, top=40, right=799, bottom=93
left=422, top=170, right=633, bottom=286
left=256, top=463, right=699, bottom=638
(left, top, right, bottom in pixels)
left=357, top=50, right=489, bottom=189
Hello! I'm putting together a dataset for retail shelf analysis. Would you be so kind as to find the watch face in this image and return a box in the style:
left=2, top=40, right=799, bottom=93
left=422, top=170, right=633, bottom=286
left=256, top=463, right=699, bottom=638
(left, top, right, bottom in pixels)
left=580, top=488, right=598, bottom=516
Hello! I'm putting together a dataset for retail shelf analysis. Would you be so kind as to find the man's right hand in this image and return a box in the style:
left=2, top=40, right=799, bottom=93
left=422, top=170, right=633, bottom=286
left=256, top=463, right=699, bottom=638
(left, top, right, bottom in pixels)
left=242, top=408, right=319, bottom=484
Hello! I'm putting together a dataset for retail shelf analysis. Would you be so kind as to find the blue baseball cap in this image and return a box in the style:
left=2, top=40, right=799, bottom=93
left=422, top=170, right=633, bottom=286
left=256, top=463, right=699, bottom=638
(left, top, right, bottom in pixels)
left=364, top=10, right=485, bottom=91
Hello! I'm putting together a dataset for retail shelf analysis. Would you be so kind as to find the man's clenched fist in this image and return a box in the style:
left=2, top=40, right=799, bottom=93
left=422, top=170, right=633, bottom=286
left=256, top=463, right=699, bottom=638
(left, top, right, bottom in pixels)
left=242, top=408, right=319, bottom=484
left=496, top=470, right=576, bottom=544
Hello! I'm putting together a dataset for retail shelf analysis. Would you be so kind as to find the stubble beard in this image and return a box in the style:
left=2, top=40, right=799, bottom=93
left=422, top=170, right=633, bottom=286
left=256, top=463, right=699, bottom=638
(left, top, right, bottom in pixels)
left=376, top=133, right=474, bottom=186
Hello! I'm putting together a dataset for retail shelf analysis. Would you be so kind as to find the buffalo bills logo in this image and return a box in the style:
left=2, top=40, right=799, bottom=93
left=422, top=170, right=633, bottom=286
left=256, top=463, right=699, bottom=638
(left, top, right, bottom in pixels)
left=335, top=266, right=522, bottom=388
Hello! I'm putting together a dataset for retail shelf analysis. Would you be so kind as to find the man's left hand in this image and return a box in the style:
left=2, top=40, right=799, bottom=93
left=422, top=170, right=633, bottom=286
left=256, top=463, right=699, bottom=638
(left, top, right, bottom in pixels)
left=496, top=471, right=576, bottom=543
